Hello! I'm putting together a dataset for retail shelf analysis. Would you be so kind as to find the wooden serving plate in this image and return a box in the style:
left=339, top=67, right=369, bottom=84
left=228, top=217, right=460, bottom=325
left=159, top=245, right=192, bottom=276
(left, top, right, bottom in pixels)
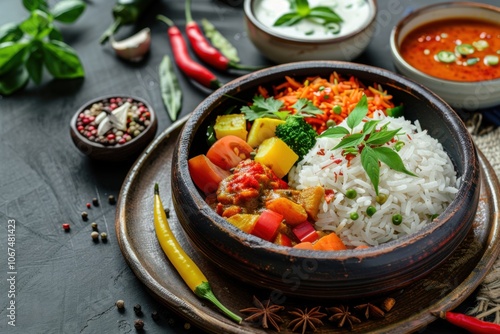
left=116, top=116, right=500, bottom=333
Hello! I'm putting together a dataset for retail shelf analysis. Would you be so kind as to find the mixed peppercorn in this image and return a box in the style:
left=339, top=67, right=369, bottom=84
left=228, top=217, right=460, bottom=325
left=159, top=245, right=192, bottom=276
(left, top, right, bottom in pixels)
left=75, top=97, right=152, bottom=146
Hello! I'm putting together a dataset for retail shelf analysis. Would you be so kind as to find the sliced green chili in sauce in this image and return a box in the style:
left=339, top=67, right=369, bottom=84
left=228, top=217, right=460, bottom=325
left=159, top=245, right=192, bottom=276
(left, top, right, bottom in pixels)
left=485, top=55, right=499, bottom=66
left=456, top=44, right=475, bottom=56
left=436, top=51, right=456, bottom=63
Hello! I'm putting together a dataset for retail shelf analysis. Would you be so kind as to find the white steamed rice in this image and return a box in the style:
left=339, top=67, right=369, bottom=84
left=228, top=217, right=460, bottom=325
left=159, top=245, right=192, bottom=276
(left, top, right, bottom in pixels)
left=288, top=111, right=459, bottom=247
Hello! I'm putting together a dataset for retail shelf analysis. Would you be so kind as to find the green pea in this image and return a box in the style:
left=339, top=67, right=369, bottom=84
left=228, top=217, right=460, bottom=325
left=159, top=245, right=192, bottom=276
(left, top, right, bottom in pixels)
left=350, top=212, right=359, bottom=220
left=392, top=214, right=403, bottom=225
left=333, top=105, right=342, bottom=114
left=376, top=193, right=387, bottom=205
left=366, top=206, right=376, bottom=217
left=345, top=189, right=357, bottom=199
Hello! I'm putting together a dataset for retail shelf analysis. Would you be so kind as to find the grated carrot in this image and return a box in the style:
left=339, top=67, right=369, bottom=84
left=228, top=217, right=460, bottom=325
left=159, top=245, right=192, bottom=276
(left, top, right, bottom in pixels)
left=262, top=72, right=396, bottom=133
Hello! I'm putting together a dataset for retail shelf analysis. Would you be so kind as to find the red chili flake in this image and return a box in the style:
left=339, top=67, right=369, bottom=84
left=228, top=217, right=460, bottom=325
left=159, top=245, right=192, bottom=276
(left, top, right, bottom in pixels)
left=62, top=223, right=70, bottom=231
left=317, top=148, right=326, bottom=156
left=325, top=189, right=335, bottom=203
left=334, top=172, right=338, bottom=182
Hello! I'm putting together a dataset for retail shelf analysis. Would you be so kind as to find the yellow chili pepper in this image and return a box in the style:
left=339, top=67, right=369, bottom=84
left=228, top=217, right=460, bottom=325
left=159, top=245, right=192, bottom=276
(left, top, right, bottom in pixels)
left=153, top=184, right=242, bottom=323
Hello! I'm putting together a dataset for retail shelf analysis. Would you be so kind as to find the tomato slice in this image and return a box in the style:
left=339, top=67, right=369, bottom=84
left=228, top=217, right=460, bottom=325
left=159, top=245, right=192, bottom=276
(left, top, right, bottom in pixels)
left=188, top=154, right=230, bottom=194
left=206, top=135, right=254, bottom=170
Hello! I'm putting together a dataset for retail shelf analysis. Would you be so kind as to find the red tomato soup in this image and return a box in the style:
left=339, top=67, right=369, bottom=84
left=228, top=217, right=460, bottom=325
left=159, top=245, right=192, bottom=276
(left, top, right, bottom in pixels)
left=400, top=19, right=500, bottom=82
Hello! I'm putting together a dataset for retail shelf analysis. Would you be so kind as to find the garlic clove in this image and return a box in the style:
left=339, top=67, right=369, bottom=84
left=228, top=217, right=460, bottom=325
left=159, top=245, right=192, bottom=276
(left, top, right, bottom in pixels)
left=97, top=102, right=130, bottom=136
left=110, top=28, right=151, bottom=62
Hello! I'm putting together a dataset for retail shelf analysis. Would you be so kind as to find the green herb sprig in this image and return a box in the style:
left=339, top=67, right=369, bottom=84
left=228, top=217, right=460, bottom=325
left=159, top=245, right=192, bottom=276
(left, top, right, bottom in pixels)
left=0, top=0, right=86, bottom=95
left=241, top=95, right=322, bottom=121
left=319, top=95, right=416, bottom=195
left=273, top=0, right=343, bottom=35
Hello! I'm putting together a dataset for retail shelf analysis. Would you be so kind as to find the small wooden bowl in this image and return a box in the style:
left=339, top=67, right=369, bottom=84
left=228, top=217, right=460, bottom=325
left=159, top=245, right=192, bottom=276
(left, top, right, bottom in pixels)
left=70, top=95, right=157, bottom=161
left=171, top=61, right=480, bottom=299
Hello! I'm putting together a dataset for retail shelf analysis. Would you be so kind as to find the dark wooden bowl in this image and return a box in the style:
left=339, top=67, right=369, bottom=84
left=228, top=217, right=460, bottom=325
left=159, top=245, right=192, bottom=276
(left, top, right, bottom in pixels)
left=171, top=61, right=480, bottom=299
left=69, top=95, right=157, bottom=161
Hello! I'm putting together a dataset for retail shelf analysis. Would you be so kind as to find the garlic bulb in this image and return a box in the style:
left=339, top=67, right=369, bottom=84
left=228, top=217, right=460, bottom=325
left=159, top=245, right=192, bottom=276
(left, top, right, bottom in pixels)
left=110, top=28, right=151, bottom=62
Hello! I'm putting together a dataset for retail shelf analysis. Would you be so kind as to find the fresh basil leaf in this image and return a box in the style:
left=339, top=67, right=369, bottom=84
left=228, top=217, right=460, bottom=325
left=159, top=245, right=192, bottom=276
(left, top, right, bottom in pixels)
left=347, top=95, right=368, bottom=130
left=20, top=10, right=51, bottom=38
left=362, top=120, right=381, bottom=135
left=0, top=41, right=29, bottom=76
left=0, top=65, right=29, bottom=95
left=23, top=0, right=49, bottom=12
left=308, top=7, right=343, bottom=23
left=296, top=0, right=311, bottom=16
left=361, top=146, right=380, bottom=195
left=0, top=23, right=23, bottom=43
left=273, top=12, right=303, bottom=27
left=26, top=47, right=44, bottom=84
left=159, top=55, right=182, bottom=122
left=48, top=27, right=63, bottom=41
left=333, top=133, right=364, bottom=150
left=201, top=19, right=239, bottom=63
left=366, top=128, right=401, bottom=145
left=373, top=146, right=417, bottom=176
left=52, top=0, right=86, bottom=23
left=42, top=40, right=84, bottom=78
left=319, top=126, right=349, bottom=138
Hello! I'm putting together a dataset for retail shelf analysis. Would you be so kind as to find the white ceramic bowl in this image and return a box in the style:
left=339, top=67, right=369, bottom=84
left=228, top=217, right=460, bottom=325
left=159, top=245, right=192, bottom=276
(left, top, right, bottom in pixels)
left=244, top=0, right=377, bottom=64
left=390, top=2, right=500, bottom=110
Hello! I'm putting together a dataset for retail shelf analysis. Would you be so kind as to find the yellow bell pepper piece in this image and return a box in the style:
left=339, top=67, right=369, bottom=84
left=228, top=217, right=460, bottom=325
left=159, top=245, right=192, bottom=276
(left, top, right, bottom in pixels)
left=246, top=118, right=285, bottom=148
left=254, top=137, right=298, bottom=178
left=213, top=114, right=248, bottom=141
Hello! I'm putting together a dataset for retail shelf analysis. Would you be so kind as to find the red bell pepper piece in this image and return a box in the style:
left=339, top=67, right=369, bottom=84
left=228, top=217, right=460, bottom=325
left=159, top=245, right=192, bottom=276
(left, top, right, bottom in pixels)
left=274, top=232, right=293, bottom=247
left=292, top=221, right=319, bottom=243
left=252, top=210, right=283, bottom=242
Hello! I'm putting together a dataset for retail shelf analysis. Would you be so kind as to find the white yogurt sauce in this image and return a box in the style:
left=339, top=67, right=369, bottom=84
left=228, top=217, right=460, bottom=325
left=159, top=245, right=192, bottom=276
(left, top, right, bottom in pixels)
left=253, top=0, right=371, bottom=40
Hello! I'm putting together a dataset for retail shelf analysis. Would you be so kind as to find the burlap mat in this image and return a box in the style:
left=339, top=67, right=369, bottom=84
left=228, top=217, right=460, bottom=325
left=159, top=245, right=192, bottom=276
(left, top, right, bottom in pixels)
left=466, top=114, right=500, bottom=322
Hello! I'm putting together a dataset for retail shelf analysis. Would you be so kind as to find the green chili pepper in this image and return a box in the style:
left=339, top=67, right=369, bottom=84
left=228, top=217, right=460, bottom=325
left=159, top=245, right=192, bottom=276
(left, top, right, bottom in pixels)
left=455, top=44, right=474, bottom=56
left=153, top=184, right=241, bottom=323
left=200, top=18, right=239, bottom=63
left=473, top=40, right=489, bottom=51
left=159, top=55, right=182, bottom=122
left=484, top=55, right=499, bottom=66
left=436, top=51, right=456, bottom=63
left=99, top=0, right=156, bottom=44
left=466, top=57, right=480, bottom=66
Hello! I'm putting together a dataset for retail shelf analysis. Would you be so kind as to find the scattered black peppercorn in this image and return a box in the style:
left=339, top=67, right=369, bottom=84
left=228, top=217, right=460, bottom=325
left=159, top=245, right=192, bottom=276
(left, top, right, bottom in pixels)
left=116, top=300, right=125, bottom=309
left=134, top=319, right=144, bottom=330
left=134, top=304, right=143, bottom=316
left=92, top=198, right=99, bottom=206
left=108, top=195, right=116, bottom=204
left=81, top=211, right=88, bottom=221
left=151, top=310, right=160, bottom=321
left=91, top=222, right=98, bottom=231
left=91, top=231, right=99, bottom=241
left=100, top=232, right=108, bottom=242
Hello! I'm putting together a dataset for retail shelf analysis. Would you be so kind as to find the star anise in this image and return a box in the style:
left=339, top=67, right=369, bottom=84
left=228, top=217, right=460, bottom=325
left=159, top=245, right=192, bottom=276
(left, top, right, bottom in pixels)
left=354, top=303, right=385, bottom=319
left=327, top=305, right=361, bottom=330
left=288, top=306, right=326, bottom=334
left=240, top=295, right=284, bottom=331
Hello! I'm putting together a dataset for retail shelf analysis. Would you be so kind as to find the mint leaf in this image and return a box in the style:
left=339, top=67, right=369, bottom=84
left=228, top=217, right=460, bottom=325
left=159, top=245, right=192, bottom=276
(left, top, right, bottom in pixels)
left=373, top=147, right=417, bottom=177
left=308, top=7, right=343, bottom=23
left=296, top=0, right=311, bottom=16
left=361, top=146, right=380, bottom=195
left=273, top=13, right=303, bottom=27
left=347, top=95, right=368, bottom=130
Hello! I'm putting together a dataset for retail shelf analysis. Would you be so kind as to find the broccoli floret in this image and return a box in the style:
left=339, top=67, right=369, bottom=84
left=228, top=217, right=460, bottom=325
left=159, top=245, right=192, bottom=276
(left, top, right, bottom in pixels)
left=275, top=116, right=317, bottom=161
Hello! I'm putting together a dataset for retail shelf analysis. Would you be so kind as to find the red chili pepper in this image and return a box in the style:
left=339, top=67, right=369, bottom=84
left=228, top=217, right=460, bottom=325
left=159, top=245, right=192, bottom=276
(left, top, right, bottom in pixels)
left=434, top=311, right=500, bottom=334
left=184, top=0, right=263, bottom=72
left=157, top=15, right=221, bottom=90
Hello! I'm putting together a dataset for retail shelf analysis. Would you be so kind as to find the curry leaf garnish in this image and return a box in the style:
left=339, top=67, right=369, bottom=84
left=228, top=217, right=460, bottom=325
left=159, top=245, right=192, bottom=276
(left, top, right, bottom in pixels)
left=319, top=94, right=415, bottom=194
left=273, top=0, right=343, bottom=35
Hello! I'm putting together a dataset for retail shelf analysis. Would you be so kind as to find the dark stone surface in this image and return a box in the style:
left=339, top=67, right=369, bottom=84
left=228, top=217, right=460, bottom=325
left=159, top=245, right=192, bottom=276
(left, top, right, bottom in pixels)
left=1, top=0, right=495, bottom=333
